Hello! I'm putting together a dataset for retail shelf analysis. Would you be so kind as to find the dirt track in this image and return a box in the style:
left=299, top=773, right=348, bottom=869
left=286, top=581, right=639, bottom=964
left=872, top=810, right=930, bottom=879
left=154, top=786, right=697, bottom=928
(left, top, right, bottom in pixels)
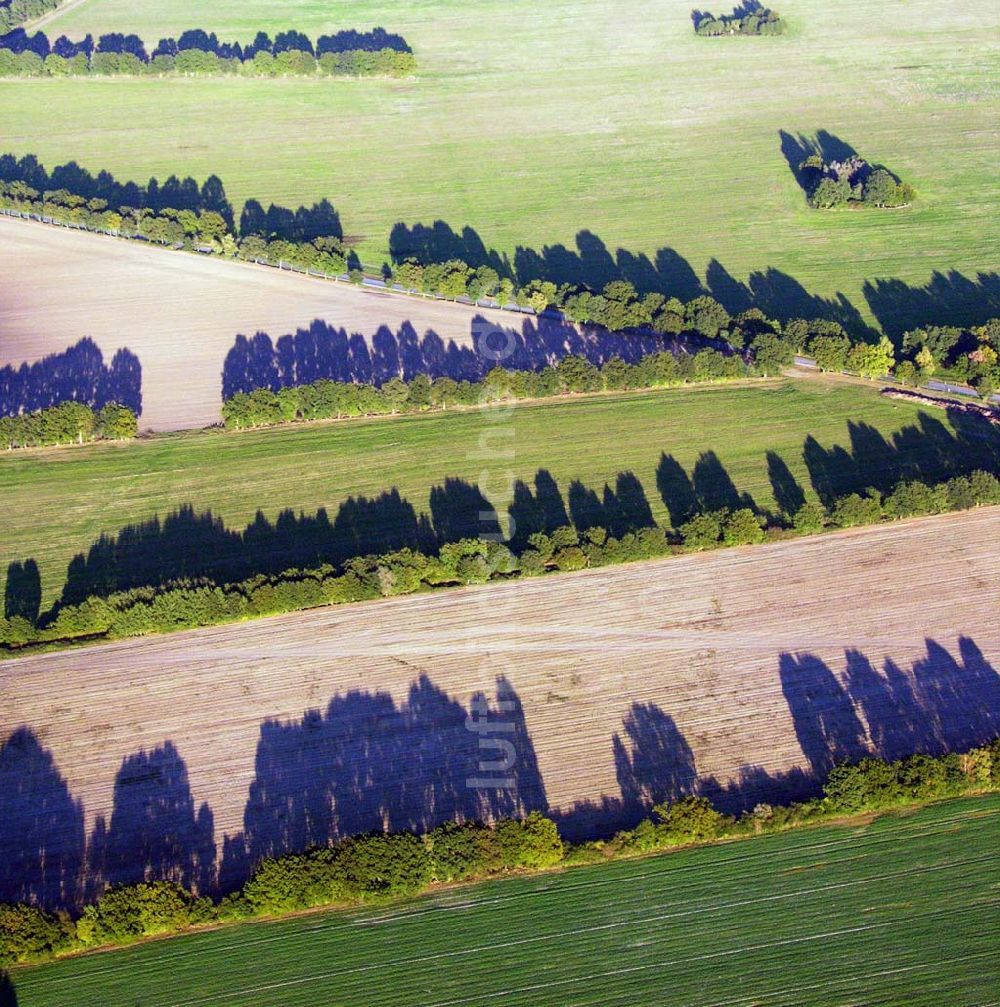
left=3, top=508, right=999, bottom=899
left=0, top=217, right=586, bottom=431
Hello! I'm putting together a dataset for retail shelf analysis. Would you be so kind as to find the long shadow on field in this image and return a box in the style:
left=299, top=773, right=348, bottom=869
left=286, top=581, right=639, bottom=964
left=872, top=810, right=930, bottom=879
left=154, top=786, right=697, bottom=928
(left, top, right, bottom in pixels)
left=0, top=972, right=16, bottom=1007
left=0, top=338, right=142, bottom=418
left=4, top=560, right=40, bottom=623
left=557, top=637, right=1000, bottom=840
left=219, top=674, right=547, bottom=892
left=0, top=727, right=85, bottom=911
left=863, top=271, right=1000, bottom=344
left=84, top=743, right=216, bottom=901
left=38, top=466, right=658, bottom=615
left=802, top=409, right=1000, bottom=508
left=3, top=640, right=997, bottom=904
left=220, top=315, right=668, bottom=397
left=390, top=221, right=887, bottom=338
left=0, top=152, right=235, bottom=231
left=781, top=636, right=1000, bottom=775
left=0, top=151, right=357, bottom=246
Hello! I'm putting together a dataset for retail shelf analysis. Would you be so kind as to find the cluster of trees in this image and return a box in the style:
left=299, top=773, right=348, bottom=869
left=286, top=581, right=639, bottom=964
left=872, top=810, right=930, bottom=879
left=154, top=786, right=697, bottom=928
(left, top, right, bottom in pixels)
left=4, top=740, right=999, bottom=967
left=0, top=26, right=415, bottom=76
left=222, top=349, right=751, bottom=429
left=4, top=465, right=997, bottom=654
left=0, top=813, right=562, bottom=965
left=0, top=401, right=136, bottom=450
left=0, top=0, right=59, bottom=34
left=693, top=5, right=785, bottom=35
left=798, top=153, right=915, bottom=209
left=898, top=318, right=1000, bottom=399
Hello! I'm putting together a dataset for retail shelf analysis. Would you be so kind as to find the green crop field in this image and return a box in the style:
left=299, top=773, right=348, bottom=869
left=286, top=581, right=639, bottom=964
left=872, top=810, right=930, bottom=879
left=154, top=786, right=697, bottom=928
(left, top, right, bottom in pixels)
left=1, top=376, right=986, bottom=608
left=3, top=0, right=998, bottom=333
left=8, top=795, right=999, bottom=1006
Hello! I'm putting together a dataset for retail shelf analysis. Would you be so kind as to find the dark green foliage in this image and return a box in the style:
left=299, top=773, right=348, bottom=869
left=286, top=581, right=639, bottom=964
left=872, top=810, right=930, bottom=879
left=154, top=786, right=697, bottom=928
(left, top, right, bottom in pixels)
left=721, top=507, right=765, bottom=545
left=335, top=832, right=433, bottom=898
left=493, top=812, right=565, bottom=869
left=680, top=510, right=726, bottom=550
left=750, top=333, right=795, bottom=376
left=799, top=153, right=914, bottom=210
left=76, top=882, right=214, bottom=946
left=0, top=903, right=74, bottom=965
left=792, top=500, right=825, bottom=533
left=653, top=796, right=732, bottom=843
left=0, top=28, right=415, bottom=77
left=829, top=491, right=883, bottom=528
left=694, top=7, right=785, bottom=36
left=0, top=401, right=137, bottom=451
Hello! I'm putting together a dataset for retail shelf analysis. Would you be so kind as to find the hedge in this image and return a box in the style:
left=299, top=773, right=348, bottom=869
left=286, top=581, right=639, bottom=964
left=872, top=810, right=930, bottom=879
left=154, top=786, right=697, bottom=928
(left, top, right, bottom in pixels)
left=3, top=742, right=998, bottom=967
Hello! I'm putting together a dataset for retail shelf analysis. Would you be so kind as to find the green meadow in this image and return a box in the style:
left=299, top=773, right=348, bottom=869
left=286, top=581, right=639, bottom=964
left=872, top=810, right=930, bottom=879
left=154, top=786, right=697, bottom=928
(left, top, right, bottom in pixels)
left=2, top=0, right=997, bottom=329
left=0, top=377, right=977, bottom=607
left=9, top=795, right=999, bottom=1006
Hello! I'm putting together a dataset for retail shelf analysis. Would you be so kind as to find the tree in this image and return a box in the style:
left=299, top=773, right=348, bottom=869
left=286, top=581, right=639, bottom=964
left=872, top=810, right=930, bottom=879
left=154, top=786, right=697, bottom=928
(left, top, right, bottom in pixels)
left=751, top=333, right=794, bottom=376
left=686, top=296, right=730, bottom=340
left=652, top=796, right=729, bottom=843
left=847, top=336, right=895, bottom=379
left=862, top=169, right=897, bottom=207
left=914, top=345, right=936, bottom=376
left=381, top=377, right=409, bottom=413
left=722, top=508, right=765, bottom=546
left=810, top=177, right=851, bottom=209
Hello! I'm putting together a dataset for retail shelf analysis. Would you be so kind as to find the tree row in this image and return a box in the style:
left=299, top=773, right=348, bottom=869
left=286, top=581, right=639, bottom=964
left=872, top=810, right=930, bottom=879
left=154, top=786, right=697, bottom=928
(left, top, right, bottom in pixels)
left=3, top=739, right=998, bottom=967
left=0, top=25, right=415, bottom=76
left=0, top=401, right=137, bottom=451
left=3, top=467, right=996, bottom=654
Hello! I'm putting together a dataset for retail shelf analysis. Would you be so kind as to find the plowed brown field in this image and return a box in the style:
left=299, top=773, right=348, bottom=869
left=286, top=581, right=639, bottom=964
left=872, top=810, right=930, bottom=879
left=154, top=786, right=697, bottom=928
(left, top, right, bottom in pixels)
left=3, top=508, right=999, bottom=901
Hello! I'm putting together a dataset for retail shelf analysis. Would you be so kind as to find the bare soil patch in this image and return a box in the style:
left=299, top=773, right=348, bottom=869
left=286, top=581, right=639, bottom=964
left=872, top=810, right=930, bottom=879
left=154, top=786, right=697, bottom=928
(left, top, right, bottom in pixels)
left=0, top=218, right=549, bottom=431
left=2, top=509, right=998, bottom=899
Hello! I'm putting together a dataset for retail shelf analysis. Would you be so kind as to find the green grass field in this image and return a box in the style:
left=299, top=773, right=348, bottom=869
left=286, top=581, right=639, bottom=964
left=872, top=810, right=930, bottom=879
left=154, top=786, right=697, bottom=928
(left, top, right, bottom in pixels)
left=3, top=0, right=998, bottom=331
left=9, top=795, right=999, bottom=1006
left=0, top=376, right=986, bottom=608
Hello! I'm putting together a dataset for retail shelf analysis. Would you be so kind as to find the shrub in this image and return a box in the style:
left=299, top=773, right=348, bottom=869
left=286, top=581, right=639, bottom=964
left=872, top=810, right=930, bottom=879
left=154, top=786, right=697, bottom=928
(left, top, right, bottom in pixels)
left=680, top=510, right=725, bottom=550
left=335, top=832, right=433, bottom=898
left=494, top=812, right=564, bottom=870
left=0, top=903, right=75, bottom=965
left=652, top=796, right=730, bottom=844
left=722, top=508, right=765, bottom=546
left=792, top=501, right=825, bottom=534
left=830, top=492, right=883, bottom=528
left=76, top=882, right=214, bottom=946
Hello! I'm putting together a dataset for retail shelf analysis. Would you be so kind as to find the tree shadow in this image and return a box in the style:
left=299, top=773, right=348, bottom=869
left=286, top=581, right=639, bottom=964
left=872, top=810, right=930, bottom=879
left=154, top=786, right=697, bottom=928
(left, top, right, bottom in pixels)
left=802, top=410, right=1000, bottom=508
left=863, top=270, right=1000, bottom=343
left=0, top=338, right=142, bottom=418
left=220, top=315, right=668, bottom=399
left=0, top=727, right=85, bottom=911
left=220, top=674, right=546, bottom=889
left=613, top=703, right=698, bottom=816
left=85, top=742, right=216, bottom=900
left=781, top=637, right=1000, bottom=775
left=766, top=450, right=806, bottom=520
left=4, top=560, right=40, bottom=623
left=0, top=973, right=16, bottom=1007
left=238, top=198, right=342, bottom=243
left=778, top=129, right=860, bottom=196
